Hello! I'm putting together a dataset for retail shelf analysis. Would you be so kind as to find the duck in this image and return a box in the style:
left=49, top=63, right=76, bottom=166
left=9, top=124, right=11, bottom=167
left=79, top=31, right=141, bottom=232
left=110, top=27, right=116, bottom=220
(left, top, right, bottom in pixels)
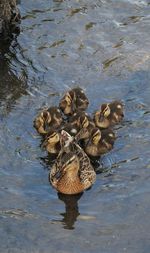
left=49, top=130, right=96, bottom=195
left=42, top=129, right=61, bottom=155
left=83, top=127, right=116, bottom=158
left=59, top=87, right=89, bottom=115
left=34, top=106, right=63, bottom=135
left=94, top=101, right=124, bottom=129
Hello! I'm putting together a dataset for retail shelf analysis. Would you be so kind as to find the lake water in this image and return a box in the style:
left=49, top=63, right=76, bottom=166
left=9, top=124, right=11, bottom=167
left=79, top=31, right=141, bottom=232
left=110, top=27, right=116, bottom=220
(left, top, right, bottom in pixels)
left=0, top=0, right=150, bottom=252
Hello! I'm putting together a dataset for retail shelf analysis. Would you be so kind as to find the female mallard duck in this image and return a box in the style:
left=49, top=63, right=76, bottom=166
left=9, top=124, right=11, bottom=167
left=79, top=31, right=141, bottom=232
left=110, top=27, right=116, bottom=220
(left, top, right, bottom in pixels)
left=94, top=101, right=124, bottom=129
left=83, top=127, right=116, bottom=158
left=34, top=106, right=63, bottom=135
left=42, top=129, right=61, bottom=155
left=59, top=87, right=89, bottom=115
left=49, top=130, right=96, bottom=195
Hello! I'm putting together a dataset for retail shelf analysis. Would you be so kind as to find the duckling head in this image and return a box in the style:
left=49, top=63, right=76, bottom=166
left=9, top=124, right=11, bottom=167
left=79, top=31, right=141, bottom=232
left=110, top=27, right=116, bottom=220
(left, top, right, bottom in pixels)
left=59, top=91, right=76, bottom=115
left=91, top=128, right=101, bottom=145
left=73, top=87, right=89, bottom=110
left=101, top=129, right=116, bottom=150
left=46, top=130, right=60, bottom=144
left=41, top=110, right=51, bottom=123
left=109, top=101, right=124, bottom=121
left=48, top=107, right=63, bottom=125
left=100, top=103, right=111, bottom=118
left=94, top=104, right=111, bottom=128
left=79, top=115, right=89, bottom=128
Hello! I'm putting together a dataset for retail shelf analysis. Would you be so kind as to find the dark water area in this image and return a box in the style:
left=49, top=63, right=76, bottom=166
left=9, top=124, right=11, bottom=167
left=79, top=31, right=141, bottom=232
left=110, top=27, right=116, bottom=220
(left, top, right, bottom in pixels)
left=0, top=0, right=150, bottom=252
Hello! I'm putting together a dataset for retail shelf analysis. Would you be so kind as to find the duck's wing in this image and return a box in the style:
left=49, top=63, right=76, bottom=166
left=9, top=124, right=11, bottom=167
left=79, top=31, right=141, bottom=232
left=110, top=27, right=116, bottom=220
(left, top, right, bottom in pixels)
left=73, top=142, right=96, bottom=189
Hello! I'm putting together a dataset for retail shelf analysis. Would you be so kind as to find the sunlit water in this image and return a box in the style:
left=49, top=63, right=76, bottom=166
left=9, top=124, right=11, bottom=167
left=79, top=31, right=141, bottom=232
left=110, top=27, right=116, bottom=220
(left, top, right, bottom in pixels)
left=0, top=0, right=150, bottom=252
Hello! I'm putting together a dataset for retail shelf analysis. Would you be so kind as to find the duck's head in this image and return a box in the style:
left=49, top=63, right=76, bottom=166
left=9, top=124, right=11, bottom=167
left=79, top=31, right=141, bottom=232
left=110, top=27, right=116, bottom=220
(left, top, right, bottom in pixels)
left=60, top=130, right=74, bottom=148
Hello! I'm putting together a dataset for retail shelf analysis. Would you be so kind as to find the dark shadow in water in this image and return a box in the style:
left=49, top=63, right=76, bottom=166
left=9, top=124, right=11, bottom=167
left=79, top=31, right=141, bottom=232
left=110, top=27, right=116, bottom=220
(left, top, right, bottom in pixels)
left=0, top=39, right=28, bottom=115
left=58, top=192, right=83, bottom=230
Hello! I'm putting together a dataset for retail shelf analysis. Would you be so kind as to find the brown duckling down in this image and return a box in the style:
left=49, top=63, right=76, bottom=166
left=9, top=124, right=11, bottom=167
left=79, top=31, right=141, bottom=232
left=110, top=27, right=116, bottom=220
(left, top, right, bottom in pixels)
left=42, top=129, right=61, bottom=155
left=59, top=87, right=89, bottom=115
left=83, top=127, right=116, bottom=158
left=34, top=106, right=63, bottom=135
left=62, top=111, right=94, bottom=137
left=94, top=101, right=124, bottom=129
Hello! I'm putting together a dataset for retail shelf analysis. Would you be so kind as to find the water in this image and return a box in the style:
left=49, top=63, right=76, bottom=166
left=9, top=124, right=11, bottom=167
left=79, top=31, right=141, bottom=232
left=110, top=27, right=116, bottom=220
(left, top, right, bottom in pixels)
left=0, top=0, right=150, bottom=252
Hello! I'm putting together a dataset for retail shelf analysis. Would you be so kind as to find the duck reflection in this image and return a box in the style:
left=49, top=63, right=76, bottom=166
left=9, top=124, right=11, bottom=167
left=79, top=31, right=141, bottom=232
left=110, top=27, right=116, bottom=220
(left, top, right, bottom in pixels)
left=58, top=192, right=83, bottom=230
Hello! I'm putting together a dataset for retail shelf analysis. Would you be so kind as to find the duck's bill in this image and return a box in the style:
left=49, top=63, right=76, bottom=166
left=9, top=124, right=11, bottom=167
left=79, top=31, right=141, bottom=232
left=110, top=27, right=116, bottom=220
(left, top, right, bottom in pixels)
left=60, top=130, right=74, bottom=147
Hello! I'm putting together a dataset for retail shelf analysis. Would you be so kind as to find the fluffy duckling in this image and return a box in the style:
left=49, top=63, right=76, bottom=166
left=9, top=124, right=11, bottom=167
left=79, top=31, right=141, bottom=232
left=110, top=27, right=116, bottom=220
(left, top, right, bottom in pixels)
left=42, top=130, right=61, bottom=155
left=49, top=130, right=96, bottom=195
left=74, top=87, right=89, bottom=111
left=59, top=87, right=89, bottom=115
left=83, top=127, right=116, bottom=158
left=34, top=106, right=63, bottom=135
left=62, top=111, right=93, bottom=137
left=94, top=101, right=124, bottom=129
left=73, top=112, right=95, bottom=142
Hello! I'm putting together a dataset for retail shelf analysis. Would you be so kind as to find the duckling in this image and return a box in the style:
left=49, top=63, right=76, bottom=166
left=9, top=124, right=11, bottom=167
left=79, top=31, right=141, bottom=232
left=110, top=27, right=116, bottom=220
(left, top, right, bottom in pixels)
left=94, top=101, right=124, bottom=129
left=59, top=87, right=89, bottom=115
left=34, top=106, right=63, bottom=135
left=74, top=112, right=95, bottom=142
left=83, top=127, right=116, bottom=158
left=73, top=87, right=89, bottom=111
left=49, top=130, right=96, bottom=195
left=42, top=129, right=61, bottom=155
left=62, top=111, right=92, bottom=137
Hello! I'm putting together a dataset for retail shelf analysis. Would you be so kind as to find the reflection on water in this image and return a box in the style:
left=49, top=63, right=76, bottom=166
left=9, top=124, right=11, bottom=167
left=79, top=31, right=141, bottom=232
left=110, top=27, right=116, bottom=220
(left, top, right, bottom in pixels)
left=58, top=192, right=83, bottom=230
left=1, top=0, right=150, bottom=252
left=0, top=39, right=28, bottom=115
